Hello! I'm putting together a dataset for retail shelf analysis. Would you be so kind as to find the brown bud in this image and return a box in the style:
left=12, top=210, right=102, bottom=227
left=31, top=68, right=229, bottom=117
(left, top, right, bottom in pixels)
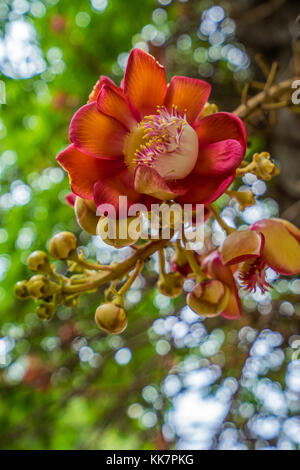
left=74, top=197, right=99, bottom=235
left=95, top=302, right=128, bottom=334
left=27, top=251, right=50, bottom=273
left=49, top=232, right=77, bottom=260
left=14, top=280, right=29, bottom=299
left=96, top=216, right=141, bottom=248
left=27, top=275, right=50, bottom=299
left=37, top=303, right=56, bottom=320
left=157, top=272, right=183, bottom=298
left=187, top=279, right=230, bottom=317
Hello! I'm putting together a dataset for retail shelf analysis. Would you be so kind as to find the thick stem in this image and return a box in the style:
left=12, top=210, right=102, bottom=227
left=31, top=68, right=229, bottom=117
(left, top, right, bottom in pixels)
left=62, top=238, right=170, bottom=295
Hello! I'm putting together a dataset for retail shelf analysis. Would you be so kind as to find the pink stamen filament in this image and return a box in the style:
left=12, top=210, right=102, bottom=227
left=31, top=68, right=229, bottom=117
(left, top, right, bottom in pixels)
left=134, top=105, right=187, bottom=167
left=239, top=257, right=271, bottom=293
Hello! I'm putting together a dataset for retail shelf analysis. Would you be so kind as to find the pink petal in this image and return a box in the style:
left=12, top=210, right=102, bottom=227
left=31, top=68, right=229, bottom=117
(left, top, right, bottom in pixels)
left=94, top=168, right=144, bottom=216
left=65, top=192, right=76, bottom=207
left=176, top=173, right=235, bottom=206
left=195, top=112, right=247, bottom=154
left=193, top=139, right=244, bottom=176
left=134, top=165, right=188, bottom=200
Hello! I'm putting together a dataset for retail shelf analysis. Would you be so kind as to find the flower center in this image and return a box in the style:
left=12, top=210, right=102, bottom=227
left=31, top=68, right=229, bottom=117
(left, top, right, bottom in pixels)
left=239, top=257, right=271, bottom=293
left=124, top=105, right=199, bottom=181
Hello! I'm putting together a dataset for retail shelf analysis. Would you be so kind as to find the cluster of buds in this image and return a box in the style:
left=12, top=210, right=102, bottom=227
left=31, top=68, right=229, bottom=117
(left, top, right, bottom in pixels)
left=14, top=232, right=81, bottom=320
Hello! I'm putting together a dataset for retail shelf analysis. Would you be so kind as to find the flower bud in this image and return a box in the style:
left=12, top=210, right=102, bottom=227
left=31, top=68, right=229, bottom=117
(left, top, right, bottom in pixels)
left=96, top=216, right=141, bottom=248
left=95, top=302, right=128, bottom=334
left=74, top=197, right=99, bottom=235
left=27, top=251, right=50, bottom=273
left=27, top=275, right=50, bottom=299
left=253, top=152, right=280, bottom=181
left=14, top=280, right=29, bottom=299
left=187, top=279, right=230, bottom=317
left=157, top=272, right=183, bottom=298
left=37, top=303, right=56, bottom=320
left=49, top=231, right=77, bottom=259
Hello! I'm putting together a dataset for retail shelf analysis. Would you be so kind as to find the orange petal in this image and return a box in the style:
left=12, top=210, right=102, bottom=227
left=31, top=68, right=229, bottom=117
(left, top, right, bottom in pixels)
left=221, top=230, right=264, bottom=266
left=123, top=49, right=167, bottom=118
left=97, top=84, right=137, bottom=130
left=251, top=219, right=300, bottom=275
left=134, top=165, right=187, bottom=200
left=164, top=76, right=211, bottom=124
left=57, top=144, right=122, bottom=199
left=69, top=102, right=127, bottom=159
left=88, top=75, right=121, bottom=103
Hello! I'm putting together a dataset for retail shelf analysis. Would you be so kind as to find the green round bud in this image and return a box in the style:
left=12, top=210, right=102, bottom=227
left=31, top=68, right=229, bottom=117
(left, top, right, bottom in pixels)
left=157, top=272, right=183, bottom=298
left=27, top=251, right=50, bottom=273
left=95, top=302, right=128, bottom=334
left=14, top=280, right=29, bottom=299
left=37, top=303, right=56, bottom=320
left=49, top=231, right=77, bottom=260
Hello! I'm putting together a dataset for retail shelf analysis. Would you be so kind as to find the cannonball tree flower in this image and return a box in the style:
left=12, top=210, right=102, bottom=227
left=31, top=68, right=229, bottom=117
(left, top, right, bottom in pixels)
left=221, top=218, right=300, bottom=293
left=57, top=49, right=247, bottom=215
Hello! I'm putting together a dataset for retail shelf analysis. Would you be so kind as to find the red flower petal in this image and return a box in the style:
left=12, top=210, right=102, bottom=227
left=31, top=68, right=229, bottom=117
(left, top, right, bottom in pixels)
left=164, top=76, right=211, bottom=124
left=88, top=75, right=121, bottom=103
left=176, top=173, right=235, bottom=206
left=57, top=144, right=121, bottom=199
left=69, top=102, right=127, bottom=159
left=221, top=230, right=265, bottom=266
left=97, top=84, right=138, bottom=130
left=94, top=168, right=144, bottom=216
left=123, top=49, right=167, bottom=118
left=195, top=112, right=247, bottom=154
left=193, top=139, right=244, bottom=177
left=204, top=250, right=242, bottom=319
left=134, top=165, right=188, bottom=200
left=65, top=192, right=76, bottom=207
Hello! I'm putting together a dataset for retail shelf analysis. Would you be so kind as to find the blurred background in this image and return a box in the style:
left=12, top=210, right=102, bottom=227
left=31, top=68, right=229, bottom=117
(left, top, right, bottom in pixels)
left=0, top=0, right=300, bottom=450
